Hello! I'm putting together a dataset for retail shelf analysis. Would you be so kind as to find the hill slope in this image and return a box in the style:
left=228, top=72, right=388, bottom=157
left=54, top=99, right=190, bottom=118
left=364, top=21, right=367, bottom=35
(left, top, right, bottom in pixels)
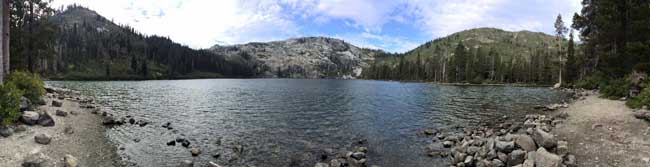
left=364, top=27, right=566, bottom=84
left=47, top=6, right=255, bottom=80
left=209, top=37, right=382, bottom=79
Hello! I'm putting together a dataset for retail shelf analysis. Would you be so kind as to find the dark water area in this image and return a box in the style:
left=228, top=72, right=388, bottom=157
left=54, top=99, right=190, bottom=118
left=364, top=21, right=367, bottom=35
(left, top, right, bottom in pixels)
left=47, top=79, right=566, bottom=167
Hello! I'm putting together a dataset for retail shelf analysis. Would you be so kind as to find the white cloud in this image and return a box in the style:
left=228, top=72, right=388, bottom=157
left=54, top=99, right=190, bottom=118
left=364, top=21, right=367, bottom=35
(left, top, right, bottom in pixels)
left=50, top=0, right=584, bottom=52
left=52, top=0, right=301, bottom=48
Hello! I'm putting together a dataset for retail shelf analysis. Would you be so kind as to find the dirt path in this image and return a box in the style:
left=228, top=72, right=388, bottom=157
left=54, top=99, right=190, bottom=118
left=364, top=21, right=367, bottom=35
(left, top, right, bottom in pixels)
left=0, top=94, right=121, bottom=166
left=553, top=94, right=650, bottom=167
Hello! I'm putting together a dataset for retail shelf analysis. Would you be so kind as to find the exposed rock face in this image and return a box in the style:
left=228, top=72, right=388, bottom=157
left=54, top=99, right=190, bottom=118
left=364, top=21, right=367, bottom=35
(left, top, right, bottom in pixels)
left=210, top=37, right=381, bottom=79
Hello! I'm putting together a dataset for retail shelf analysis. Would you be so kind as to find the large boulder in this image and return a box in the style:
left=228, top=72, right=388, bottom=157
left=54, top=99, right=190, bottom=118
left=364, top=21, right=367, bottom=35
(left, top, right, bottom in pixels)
left=532, top=128, right=557, bottom=149
left=21, top=111, right=40, bottom=125
left=515, top=134, right=537, bottom=152
left=37, top=112, right=55, bottom=127
left=534, top=147, right=562, bottom=167
left=22, top=152, right=52, bottom=167
left=0, top=126, right=14, bottom=137
left=35, top=133, right=52, bottom=145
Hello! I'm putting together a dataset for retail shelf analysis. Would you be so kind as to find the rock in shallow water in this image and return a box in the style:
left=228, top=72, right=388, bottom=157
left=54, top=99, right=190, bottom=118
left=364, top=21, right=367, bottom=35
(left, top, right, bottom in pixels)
left=190, top=148, right=201, bottom=156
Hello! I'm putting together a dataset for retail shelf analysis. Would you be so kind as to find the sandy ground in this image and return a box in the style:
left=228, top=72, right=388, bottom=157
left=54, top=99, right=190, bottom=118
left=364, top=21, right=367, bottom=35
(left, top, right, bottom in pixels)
left=0, top=95, right=121, bottom=166
left=554, top=94, right=650, bottom=167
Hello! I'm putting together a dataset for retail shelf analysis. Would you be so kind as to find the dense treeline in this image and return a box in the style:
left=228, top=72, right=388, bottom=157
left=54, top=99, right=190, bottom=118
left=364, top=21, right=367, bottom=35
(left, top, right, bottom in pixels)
left=11, top=3, right=256, bottom=80
left=570, top=0, right=650, bottom=107
left=363, top=28, right=573, bottom=85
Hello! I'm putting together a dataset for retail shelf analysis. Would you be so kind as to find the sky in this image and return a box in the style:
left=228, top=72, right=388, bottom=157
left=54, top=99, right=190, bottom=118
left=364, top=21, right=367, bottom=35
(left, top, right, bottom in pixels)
left=51, top=0, right=582, bottom=53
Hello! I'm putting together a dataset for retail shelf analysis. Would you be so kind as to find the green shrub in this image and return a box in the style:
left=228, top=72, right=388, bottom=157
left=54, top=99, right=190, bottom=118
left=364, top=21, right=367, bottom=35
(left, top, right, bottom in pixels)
left=600, top=78, right=629, bottom=99
left=0, top=83, right=23, bottom=125
left=7, top=71, right=45, bottom=103
left=574, top=72, right=608, bottom=90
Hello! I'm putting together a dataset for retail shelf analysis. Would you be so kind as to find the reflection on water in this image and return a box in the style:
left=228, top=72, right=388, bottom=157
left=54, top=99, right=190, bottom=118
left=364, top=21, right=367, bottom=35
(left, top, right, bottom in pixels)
left=48, top=79, right=565, bottom=167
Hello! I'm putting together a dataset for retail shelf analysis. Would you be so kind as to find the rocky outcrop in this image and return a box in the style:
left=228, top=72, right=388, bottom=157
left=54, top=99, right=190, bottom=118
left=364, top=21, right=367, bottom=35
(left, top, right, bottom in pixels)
left=210, top=37, right=382, bottom=79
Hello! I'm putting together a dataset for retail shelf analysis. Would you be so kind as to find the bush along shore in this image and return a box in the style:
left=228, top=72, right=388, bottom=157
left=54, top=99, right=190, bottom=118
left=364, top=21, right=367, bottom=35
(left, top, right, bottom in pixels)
left=418, top=89, right=590, bottom=167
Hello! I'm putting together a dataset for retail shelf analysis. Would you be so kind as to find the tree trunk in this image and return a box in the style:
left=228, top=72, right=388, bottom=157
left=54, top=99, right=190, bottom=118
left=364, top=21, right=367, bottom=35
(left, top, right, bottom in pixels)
left=2, top=0, right=7, bottom=78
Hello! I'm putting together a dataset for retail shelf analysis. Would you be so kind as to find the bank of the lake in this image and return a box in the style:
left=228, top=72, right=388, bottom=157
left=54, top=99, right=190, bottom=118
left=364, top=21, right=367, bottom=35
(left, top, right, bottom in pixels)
left=0, top=87, right=121, bottom=167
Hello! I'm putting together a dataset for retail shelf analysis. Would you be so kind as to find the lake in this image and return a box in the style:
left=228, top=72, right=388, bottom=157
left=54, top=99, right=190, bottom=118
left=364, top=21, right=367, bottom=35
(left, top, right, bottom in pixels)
left=47, top=79, right=566, bottom=167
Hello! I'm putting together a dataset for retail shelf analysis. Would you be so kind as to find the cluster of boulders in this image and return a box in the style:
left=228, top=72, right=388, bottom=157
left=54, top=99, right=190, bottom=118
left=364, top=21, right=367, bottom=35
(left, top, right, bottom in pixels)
left=315, top=146, right=374, bottom=167
left=425, top=113, right=575, bottom=167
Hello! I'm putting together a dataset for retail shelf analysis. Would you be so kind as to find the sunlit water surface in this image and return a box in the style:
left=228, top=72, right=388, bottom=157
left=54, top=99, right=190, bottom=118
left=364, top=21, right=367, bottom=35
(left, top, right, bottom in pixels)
left=48, top=79, right=566, bottom=167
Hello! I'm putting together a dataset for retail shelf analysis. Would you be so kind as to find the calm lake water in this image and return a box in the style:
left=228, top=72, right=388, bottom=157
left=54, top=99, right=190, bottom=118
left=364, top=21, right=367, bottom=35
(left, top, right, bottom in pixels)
left=47, top=79, right=566, bottom=167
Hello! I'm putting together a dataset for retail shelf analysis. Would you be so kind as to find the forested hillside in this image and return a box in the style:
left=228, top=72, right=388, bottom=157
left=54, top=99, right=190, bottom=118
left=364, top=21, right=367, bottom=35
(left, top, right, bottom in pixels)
left=12, top=4, right=256, bottom=80
left=362, top=28, right=572, bottom=84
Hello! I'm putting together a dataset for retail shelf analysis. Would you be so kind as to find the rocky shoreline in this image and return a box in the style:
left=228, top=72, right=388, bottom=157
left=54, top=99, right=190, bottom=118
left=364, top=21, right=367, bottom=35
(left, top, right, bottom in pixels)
left=0, top=86, right=122, bottom=166
left=417, top=89, right=590, bottom=167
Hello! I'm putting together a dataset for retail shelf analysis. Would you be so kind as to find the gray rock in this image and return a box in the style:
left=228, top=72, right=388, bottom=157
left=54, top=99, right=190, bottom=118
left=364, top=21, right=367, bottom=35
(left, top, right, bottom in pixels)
left=492, top=159, right=505, bottom=167
left=515, top=134, right=537, bottom=152
left=35, top=134, right=52, bottom=145
left=453, top=152, right=467, bottom=164
left=497, top=152, right=509, bottom=163
left=20, top=96, right=31, bottom=111
left=509, top=149, right=526, bottom=166
left=329, top=159, right=343, bottom=167
left=15, top=125, right=28, bottom=133
left=532, top=128, right=556, bottom=149
left=22, top=152, right=51, bottom=167
left=556, top=140, right=569, bottom=156
left=190, top=148, right=201, bottom=156
left=51, top=101, right=63, bottom=107
left=495, top=141, right=515, bottom=153
left=63, top=154, right=78, bottom=167
left=467, top=146, right=480, bottom=155
left=443, top=141, right=454, bottom=148
left=21, top=111, right=40, bottom=125
left=64, top=126, right=74, bottom=134
left=314, top=162, right=329, bottom=167
left=37, top=112, right=55, bottom=127
left=351, top=152, right=366, bottom=160
left=178, top=160, right=193, bottom=167
left=534, top=147, right=562, bottom=167
left=464, top=155, right=474, bottom=165
left=522, top=159, right=535, bottom=167
left=564, top=154, right=576, bottom=167
left=208, top=161, right=223, bottom=167
left=355, top=147, right=368, bottom=153
left=0, top=126, right=14, bottom=137
left=55, top=110, right=68, bottom=117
